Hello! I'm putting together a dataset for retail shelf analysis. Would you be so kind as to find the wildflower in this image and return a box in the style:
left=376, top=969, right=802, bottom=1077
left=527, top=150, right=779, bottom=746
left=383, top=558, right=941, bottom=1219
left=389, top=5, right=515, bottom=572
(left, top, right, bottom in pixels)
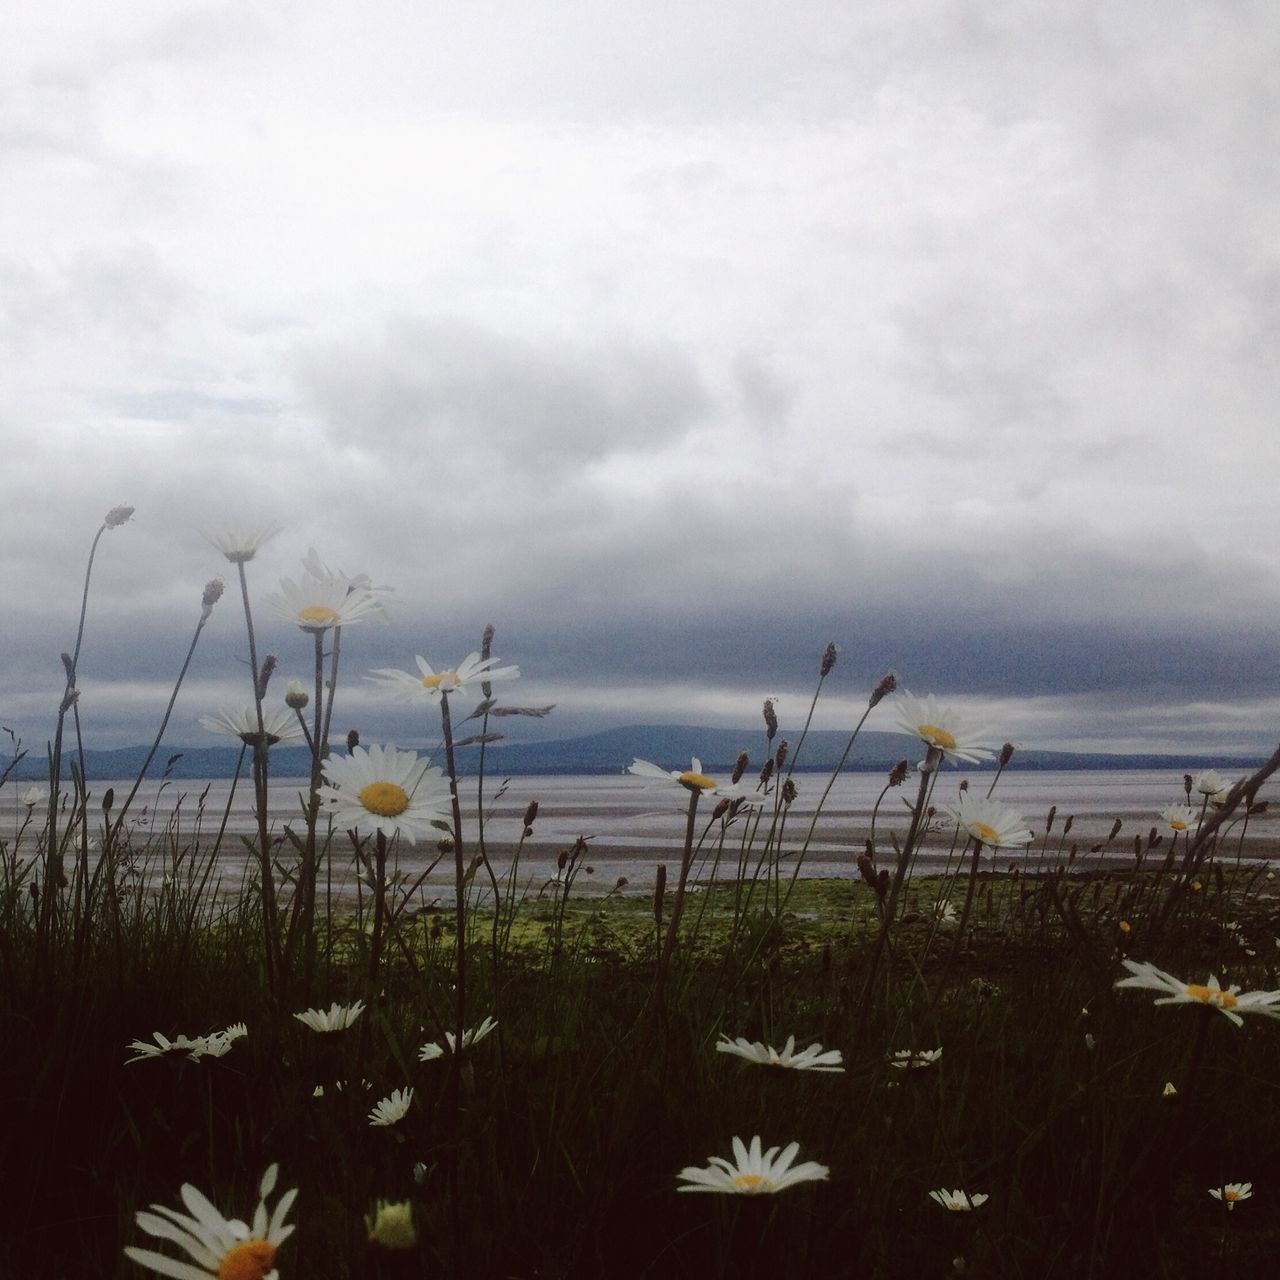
left=319, top=745, right=452, bottom=844
left=1162, top=1081, right=1178, bottom=1097
left=124, top=1162, right=295, bottom=1280
left=1115, top=959, right=1280, bottom=1027
left=369, top=1087, right=414, bottom=1127
left=104, top=504, right=135, bottom=528
left=676, top=1135, right=829, bottom=1194
left=367, top=651, right=519, bottom=701
left=300, top=547, right=394, bottom=620
left=892, top=692, right=994, bottom=766
left=267, top=574, right=382, bottom=631
left=284, top=680, right=309, bottom=710
left=931, top=900, right=959, bottom=927
left=419, top=1016, right=498, bottom=1061
left=946, top=792, right=1034, bottom=849
left=198, top=1023, right=248, bottom=1059
left=20, top=786, right=44, bottom=808
left=1208, top=1183, right=1252, bottom=1209
left=125, top=1031, right=211, bottom=1065
left=366, top=1199, right=417, bottom=1249
left=628, top=757, right=720, bottom=794
left=1192, top=769, right=1234, bottom=797
left=929, top=1188, right=989, bottom=1211
left=715, top=1033, right=844, bottom=1073
left=293, top=1000, right=366, bottom=1033
left=200, top=706, right=305, bottom=748
left=1159, top=803, right=1197, bottom=833
left=203, top=522, right=281, bottom=564
left=1118, top=920, right=1131, bottom=934
left=888, top=1048, right=943, bottom=1070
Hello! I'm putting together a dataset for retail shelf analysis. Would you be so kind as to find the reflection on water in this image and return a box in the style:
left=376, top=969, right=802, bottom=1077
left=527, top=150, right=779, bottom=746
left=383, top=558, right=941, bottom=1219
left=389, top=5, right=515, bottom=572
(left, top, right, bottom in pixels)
left=9, top=768, right=1276, bottom=901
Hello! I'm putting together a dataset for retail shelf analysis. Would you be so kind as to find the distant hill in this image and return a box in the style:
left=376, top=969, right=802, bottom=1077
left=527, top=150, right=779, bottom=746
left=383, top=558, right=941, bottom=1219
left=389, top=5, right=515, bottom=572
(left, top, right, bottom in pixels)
left=4, top=725, right=1267, bottom=782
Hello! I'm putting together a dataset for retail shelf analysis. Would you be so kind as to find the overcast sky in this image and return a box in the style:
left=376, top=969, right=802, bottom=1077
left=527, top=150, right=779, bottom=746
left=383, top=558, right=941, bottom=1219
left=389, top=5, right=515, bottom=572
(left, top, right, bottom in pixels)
left=3, top=1, right=1279, bottom=759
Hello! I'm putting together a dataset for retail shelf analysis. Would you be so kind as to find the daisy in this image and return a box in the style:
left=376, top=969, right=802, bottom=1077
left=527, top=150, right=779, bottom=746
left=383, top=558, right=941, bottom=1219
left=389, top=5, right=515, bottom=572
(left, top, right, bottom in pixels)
left=202, top=522, right=282, bottom=564
left=676, top=1135, right=829, bottom=1194
left=888, top=1048, right=943, bottom=1070
left=197, top=1023, right=248, bottom=1060
left=293, top=1000, right=366, bottom=1033
left=20, top=785, right=45, bottom=807
left=369, top=1087, right=414, bottom=1127
left=319, top=745, right=452, bottom=844
left=946, top=792, right=1034, bottom=849
left=1159, top=803, right=1197, bottom=833
left=366, top=651, right=519, bottom=701
left=125, top=1032, right=208, bottom=1065
left=1115, top=959, right=1280, bottom=1027
left=933, top=900, right=959, bottom=927
left=628, top=757, right=721, bottom=794
left=200, top=707, right=304, bottom=749
left=124, top=1162, right=296, bottom=1280
left=891, top=692, right=994, bottom=766
left=715, top=1033, right=844, bottom=1073
left=1209, top=1183, right=1252, bottom=1209
left=267, top=574, right=383, bottom=632
left=929, top=1188, right=988, bottom=1211
left=1192, top=769, right=1235, bottom=797
left=419, top=1016, right=498, bottom=1061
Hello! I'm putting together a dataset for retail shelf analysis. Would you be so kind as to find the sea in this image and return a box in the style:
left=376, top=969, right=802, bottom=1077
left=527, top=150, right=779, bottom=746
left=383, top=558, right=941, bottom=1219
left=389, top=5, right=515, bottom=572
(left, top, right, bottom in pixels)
left=12, top=768, right=1277, bottom=903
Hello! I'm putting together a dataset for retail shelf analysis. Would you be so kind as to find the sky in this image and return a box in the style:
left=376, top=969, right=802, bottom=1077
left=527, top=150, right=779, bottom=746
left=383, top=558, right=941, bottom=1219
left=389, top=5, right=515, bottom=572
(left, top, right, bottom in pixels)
left=3, top=0, right=1280, bottom=760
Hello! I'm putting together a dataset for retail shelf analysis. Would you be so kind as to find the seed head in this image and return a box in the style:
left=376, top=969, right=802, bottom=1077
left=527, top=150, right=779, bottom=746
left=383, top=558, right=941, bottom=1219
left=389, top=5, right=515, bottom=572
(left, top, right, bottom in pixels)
left=774, top=740, right=789, bottom=771
left=731, top=751, right=749, bottom=784
left=820, top=642, right=840, bottom=677
left=200, top=577, right=224, bottom=622
left=523, top=800, right=539, bottom=829
left=347, top=728, right=360, bottom=753
left=1108, top=818, right=1122, bottom=841
left=1063, top=815, right=1074, bottom=835
left=868, top=671, right=897, bottom=709
left=888, top=759, right=910, bottom=787
left=104, top=504, right=134, bottom=528
left=1183, top=773, right=1193, bottom=798
left=1045, top=805, right=1056, bottom=833
left=256, top=654, right=277, bottom=701
left=959, top=779, right=969, bottom=793
left=781, top=778, right=797, bottom=805
left=711, top=797, right=730, bottom=820
left=999, top=742, right=1015, bottom=767
left=759, top=758, right=775, bottom=785
left=763, top=698, right=778, bottom=741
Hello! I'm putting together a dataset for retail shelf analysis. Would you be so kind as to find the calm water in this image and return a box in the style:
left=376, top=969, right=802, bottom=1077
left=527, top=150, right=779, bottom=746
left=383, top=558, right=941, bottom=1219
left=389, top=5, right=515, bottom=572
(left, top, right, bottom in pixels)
left=12, top=769, right=1277, bottom=901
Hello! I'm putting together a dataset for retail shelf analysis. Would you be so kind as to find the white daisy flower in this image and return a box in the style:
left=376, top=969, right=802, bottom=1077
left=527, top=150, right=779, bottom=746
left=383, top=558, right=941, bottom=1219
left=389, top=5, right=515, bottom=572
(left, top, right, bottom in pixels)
left=369, top=1087, right=414, bottom=1127
left=715, top=1033, right=844, bottom=1073
left=929, top=1188, right=988, bottom=1211
left=1159, top=803, right=1197, bottom=833
left=891, top=692, right=995, bottom=766
left=320, top=745, right=452, bottom=844
left=676, top=1135, right=830, bottom=1194
left=933, top=901, right=959, bottom=927
left=888, top=1048, right=943, bottom=1070
left=124, top=1162, right=296, bottom=1280
left=1209, top=1182, right=1252, bottom=1209
left=293, top=1000, right=366, bottom=1033
left=197, top=1023, right=248, bottom=1059
left=202, top=522, right=282, bottom=564
left=20, top=785, right=45, bottom=808
left=300, top=547, right=394, bottom=620
left=366, top=651, right=519, bottom=702
left=419, top=1016, right=498, bottom=1061
left=200, top=707, right=304, bottom=748
left=125, top=1032, right=208, bottom=1065
left=1115, top=958, right=1280, bottom=1027
left=1192, top=769, right=1235, bottom=797
left=946, top=793, right=1034, bottom=849
left=267, top=574, right=383, bottom=632
left=628, top=757, right=721, bottom=794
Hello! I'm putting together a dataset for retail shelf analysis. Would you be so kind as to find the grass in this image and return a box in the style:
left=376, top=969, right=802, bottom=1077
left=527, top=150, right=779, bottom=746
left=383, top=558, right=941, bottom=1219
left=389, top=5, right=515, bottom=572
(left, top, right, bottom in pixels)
left=4, top=513, right=1280, bottom=1278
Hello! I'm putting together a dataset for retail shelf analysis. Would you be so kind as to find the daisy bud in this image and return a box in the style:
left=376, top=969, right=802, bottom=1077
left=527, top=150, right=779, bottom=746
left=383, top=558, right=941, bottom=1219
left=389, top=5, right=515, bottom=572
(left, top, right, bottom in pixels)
left=285, top=680, right=309, bottom=710
left=654, top=865, right=667, bottom=926
left=436, top=835, right=453, bottom=855
left=731, top=751, right=749, bottom=784
left=763, top=698, right=778, bottom=741
left=104, top=504, right=134, bottom=528
left=868, top=671, right=897, bottom=708
left=347, top=729, right=360, bottom=753
left=888, top=759, right=910, bottom=787
left=999, top=742, right=1015, bottom=766
left=820, top=642, right=840, bottom=677
left=256, top=654, right=277, bottom=701
left=523, top=800, right=539, bottom=828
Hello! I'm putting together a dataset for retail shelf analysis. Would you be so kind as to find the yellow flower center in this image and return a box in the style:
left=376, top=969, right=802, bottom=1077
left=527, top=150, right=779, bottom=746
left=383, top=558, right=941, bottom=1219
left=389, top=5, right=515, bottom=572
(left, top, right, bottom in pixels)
left=1184, top=984, right=1236, bottom=1009
left=918, top=723, right=957, bottom=750
left=1224, top=1189, right=1240, bottom=1202
left=969, top=821, right=1000, bottom=844
left=359, top=781, right=410, bottom=816
left=677, top=771, right=717, bottom=791
left=733, top=1173, right=768, bottom=1192
left=1170, top=820, right=1188, bottom=831
left=219, top=1239, right=277, bottom=1280
left=298, top=604, right=340, bottom=624
left=422, top=671, right=459, bottom=689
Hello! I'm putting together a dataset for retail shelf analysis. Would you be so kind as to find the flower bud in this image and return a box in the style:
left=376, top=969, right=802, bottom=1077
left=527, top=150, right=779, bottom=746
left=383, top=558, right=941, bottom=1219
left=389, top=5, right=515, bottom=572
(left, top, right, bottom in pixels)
left=285, top=679, right=309, bottom=710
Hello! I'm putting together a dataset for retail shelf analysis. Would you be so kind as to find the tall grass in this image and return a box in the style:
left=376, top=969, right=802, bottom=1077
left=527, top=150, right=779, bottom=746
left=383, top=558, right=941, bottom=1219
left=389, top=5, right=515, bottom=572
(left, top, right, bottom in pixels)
left=2, top=514, right=1279, bottom=1279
